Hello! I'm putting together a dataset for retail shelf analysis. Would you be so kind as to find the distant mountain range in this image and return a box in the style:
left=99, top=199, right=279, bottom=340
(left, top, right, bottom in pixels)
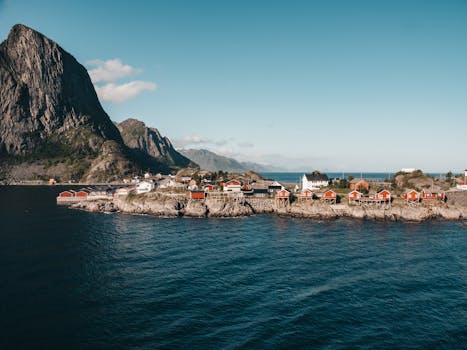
left=178, top=148, right=284, bottom=173
left=0, top=24, right=195, bottom=182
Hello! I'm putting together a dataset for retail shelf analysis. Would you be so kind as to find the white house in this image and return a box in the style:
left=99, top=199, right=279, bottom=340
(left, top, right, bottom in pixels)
left=268, top=181, right=284, bottom=194
left=223, top=179, right=242, bottom=192
left=302, top=173, right=329, bottom=190
left=187, top=179, right=198, bottom=191
left=400, top=168, right=417, bottom=173
left=136, top=181, right=155, bottom=194
left=456, top=169, right=467, bottom=190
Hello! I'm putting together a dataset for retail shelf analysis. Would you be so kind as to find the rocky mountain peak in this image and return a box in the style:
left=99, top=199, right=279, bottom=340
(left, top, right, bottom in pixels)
left=0, top=24, right=197, bottom=182
left=0, top=23, right=122, bottom=156
left=117, top=118, right=197, bottom=170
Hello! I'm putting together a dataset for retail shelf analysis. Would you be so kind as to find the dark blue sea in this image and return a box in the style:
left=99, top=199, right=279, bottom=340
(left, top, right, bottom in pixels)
left=1, top=186, right=466, bottom=349
left=260, top=172, right=445, bottom=184
left=261, top=172, right=395, bottom=184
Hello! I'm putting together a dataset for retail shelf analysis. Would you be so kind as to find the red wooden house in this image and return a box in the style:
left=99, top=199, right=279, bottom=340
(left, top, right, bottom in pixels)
left=275, top=189, right=291, bottom=207
left=298, top=189, right=314, bottom=200
left=190, top=191, right=206, bottom=200
left=420, top=190, right=445, bottom=202
left=275, top=189, right=290, bottom=199
left=58, top=190, right=75, bottom=198
left=402, top=190, right=420, bottom=202
left=348, top=190, right=362, bottom=203
left=375, top=189, right=391, bottom=202
left=241, top=184, right=252, bottom=191
left=204, top=184, right=216, bottom=192
left=349, top=178, right=369, bottom=191
left=75, top=189, right=90, bottom=198
left=321, top=190, right=337, bottom=204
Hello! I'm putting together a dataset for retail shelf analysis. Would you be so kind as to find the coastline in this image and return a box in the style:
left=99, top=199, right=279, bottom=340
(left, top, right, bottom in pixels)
left=69, top=191, right=467, bottom=223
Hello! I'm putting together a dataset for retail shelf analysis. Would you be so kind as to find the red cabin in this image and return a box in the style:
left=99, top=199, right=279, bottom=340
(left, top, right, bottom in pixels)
left=58, top=190, right=74, bottom=198
left=204, top=184, right=215, bottom=192
left=275, top=189, right=290, bottom=199
left=349, top=178, right=369, bottom=191
left=75, top=190, right=89, bottom=198
left=375, top=190, right=391, bottom=202
left=190, top=191, right=205, bottom=200
left=299, top=189, right=314, bottom=199
left=348, top=190, right=362, bottom=201
left=402, top=190, right=420, bottom=202
left=321, top=190, right=337, bottom=203
left=241, top=184, right=252, bottom=191
left=420, top=190, right=445, bottom=201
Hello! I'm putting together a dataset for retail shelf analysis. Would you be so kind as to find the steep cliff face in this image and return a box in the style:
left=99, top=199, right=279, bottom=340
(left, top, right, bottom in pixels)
left=117, top=118, right=197, bottom=170
left=0, top=24, right=122, bottom=156
left=0, top=24, right=194, bottom=182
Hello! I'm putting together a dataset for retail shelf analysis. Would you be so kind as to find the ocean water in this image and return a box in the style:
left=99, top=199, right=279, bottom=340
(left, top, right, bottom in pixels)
left=1, top=186, right=466, bottom=349
left=261, top=172, right=394, bottom=184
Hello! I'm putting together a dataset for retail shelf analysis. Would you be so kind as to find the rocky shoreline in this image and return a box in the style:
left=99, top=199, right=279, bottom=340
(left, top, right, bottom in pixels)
left=70, top=192, right=467, bottom=222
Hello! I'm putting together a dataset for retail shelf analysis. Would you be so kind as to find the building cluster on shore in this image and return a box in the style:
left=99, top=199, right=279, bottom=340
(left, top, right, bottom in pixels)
left=56, top=168, right=467, bottom=208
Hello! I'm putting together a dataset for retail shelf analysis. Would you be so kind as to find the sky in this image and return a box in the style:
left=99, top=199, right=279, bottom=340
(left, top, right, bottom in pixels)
left=0, top=0, right=466, bottom=172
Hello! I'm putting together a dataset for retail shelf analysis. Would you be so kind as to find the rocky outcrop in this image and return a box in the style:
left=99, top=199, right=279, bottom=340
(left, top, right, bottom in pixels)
left=116, top=118, right=197, bottom=172
left=246, top=198, right=275, bottom=214
left=71, top=191, right=467, bottom=222
left=204, top=198, right=253, bottom=217
left=288, top=202, right=339, bottom=219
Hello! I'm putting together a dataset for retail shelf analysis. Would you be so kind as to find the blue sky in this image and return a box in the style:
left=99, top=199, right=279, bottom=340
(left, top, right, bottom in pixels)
left=1, top=0, right=466, bottom=172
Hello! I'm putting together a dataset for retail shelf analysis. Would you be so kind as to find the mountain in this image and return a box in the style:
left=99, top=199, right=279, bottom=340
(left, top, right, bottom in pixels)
left=0, top=24, right=124, bottom=154
left=116, top=118, right=198, bottom=171
left=0, top=24, right=190, bottom=182
left=178, top=148, right=282, bottom=173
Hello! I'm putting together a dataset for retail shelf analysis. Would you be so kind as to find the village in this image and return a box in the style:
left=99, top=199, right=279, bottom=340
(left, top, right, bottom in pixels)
left=56, top=168, right=467, bottom=212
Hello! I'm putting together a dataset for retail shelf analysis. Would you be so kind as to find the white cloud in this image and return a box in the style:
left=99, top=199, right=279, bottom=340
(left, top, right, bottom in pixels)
left=86, top=58, right=157, bottom=103
left=173, top=135, right=212, bottom=148
left=95, top=81, right=156, bottom=103
left=87, top=59, right=142, bottom=83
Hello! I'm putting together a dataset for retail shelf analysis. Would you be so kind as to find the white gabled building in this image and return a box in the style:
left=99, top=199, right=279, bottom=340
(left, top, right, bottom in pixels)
left=223, top=179, right=242, bottom=192
left=136, top=181, right=155, bottom=194
left=302, top=173, right=329, bottom=191
left=457, top=169, right=467, bottom=190
left=400, top=168, right=417, bottom=173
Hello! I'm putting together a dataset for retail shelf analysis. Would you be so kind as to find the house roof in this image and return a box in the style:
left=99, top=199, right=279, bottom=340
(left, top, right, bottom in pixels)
left=304, top=173, right=329, bottom=182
